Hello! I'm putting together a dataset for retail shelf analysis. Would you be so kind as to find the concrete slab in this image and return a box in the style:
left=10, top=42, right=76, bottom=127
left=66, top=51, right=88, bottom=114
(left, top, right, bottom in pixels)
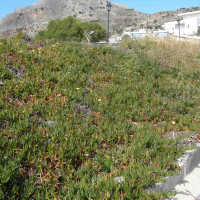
left=169, top=163, right=200, bottom=199
left=150, top=145, right=200, bottom=192
left=149, top=144, right=200, bottom=199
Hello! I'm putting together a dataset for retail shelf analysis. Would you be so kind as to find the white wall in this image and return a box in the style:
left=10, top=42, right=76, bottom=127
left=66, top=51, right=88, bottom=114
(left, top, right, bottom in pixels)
left=181, top=13, right=200, bottom=20
left=164, top=19, right=198, bottom=36
left=163, top=11, right=200, bottom=36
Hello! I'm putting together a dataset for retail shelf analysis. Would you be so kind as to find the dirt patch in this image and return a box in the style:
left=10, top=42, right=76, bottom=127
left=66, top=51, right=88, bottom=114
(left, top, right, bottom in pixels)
left=75, top=103, right=91, bottom=117
left=6, top=65, right=25, bottom=79
left=87, top=76, right=96, bottom=88
left=29, top=112, right=45, bottom=126
left=0, top=120, right=9, bottom=129
left=162, top=131, right=200, bottom=148
left=21, top=34, right=46, bottom=47
left=21, top=34, right=36, bottom=46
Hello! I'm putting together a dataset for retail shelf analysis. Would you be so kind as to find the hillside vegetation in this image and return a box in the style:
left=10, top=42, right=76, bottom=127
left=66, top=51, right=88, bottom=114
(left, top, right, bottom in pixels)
left=36, top=16, right=106, bottom=42
left=1, top=33, right=200, bottom=199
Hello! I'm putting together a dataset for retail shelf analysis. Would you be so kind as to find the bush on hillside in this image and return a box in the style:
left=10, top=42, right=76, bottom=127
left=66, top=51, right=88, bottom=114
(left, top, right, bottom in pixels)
left=36, top=16, right=106, bottom=42
left=36, top=16, right=84, bottom=41
left=196, top=28, right=200, bottom=36
left=83, top=21, right=106, bottom=42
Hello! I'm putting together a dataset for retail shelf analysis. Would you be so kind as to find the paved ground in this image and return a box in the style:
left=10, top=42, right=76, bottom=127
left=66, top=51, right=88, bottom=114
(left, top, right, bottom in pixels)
left=168, top=162, right=200, bottom=200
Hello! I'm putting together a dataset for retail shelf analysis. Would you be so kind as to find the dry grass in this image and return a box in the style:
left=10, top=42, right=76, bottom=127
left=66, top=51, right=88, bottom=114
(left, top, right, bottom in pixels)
left=148, top=36, right=200, bottom=69
left=120, top=36, right=200, bottom=70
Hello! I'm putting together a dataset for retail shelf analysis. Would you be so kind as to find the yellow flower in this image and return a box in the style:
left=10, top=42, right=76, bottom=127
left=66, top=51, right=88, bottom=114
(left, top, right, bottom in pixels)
left=56, top=43, right=59, bottom=45
left=76, top=88, right=80, bottom=91
left=98, top=99, right=102, bottom=102
left=0, top=44, right=1, bottom=46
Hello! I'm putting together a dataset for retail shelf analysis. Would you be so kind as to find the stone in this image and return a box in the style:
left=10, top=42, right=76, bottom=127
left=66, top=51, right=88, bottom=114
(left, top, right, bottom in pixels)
left=75, top=103, right=91, bottom=117
left=38, top=118, right=45, bottom=125
left=43, top=139, right=51, bottom=145
left=45, top=121, right=56, bottom=126
left=114, top=176, right=124, bottom=183
left=6, top=65, right=24, bottom=79
left=29, top=113, right=45, bottom=126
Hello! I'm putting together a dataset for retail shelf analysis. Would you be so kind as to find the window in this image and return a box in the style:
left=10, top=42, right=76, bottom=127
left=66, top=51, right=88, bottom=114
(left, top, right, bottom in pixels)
left=175, top=24, right=185, bottom=29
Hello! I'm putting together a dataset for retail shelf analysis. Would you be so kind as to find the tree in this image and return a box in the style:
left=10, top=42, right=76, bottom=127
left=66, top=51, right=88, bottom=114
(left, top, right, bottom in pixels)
left=36, top=16, right=106, bottom=42
left=36, top=16, right=84, bottom=41
left=82, top=22, right=106, bottom=42
left=196, top=29, right=200, bottom=36
left=155, top=25, right=162, bottom=30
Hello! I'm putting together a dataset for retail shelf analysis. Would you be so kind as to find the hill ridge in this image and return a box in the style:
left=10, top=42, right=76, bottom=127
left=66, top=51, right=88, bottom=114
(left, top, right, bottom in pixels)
left=0, top=0, right=199, bottom=38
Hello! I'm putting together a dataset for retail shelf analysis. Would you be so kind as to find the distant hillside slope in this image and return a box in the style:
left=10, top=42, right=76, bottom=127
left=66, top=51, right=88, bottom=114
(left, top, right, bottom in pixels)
left=0, top=0, right=199, bottom=38
left=0, top=0, right=149, bottom=38
left=126, top=6, right=200, bottom=31
left=112, top=3, right=130, bottom=9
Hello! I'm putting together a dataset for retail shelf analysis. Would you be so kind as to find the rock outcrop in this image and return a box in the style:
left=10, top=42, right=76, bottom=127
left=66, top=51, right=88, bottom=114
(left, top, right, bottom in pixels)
left=125, top=6, right=200, bottom=32
left=0, top=0, right=149, bottom=38
left=0, top=0, right=200, bottom=38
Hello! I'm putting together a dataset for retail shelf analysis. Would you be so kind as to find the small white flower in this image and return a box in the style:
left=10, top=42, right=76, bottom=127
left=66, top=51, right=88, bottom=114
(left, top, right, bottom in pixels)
left=52, top=45, right=55, bottom=47
left=19, top=51, right=22, bottom=53
left=38, top=51, right=42, bottom=54
left=98, top=99, right=102, bottom=102
left=76, top=88, right=80, bottom=91
left=32, top=50, right=35, bottom=52
left=172, top=121, right=176, bottom=125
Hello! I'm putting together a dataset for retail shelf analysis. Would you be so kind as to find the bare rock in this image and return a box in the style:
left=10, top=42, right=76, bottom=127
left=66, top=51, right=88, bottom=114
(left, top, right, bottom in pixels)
left=6, top=65, right=24, bottom=79
left=75, top=103, right=91, bottom=117
left=0, top=0, right=149, bottom=38
left=45, top=121, right=56, bottom=126
left=0, top=80, right=3, bottom=85
left=114, top=176, right=124, bottom=183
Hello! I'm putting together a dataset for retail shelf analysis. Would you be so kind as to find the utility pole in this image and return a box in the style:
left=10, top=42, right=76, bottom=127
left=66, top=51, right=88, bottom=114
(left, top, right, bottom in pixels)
left=146, top=19, right=148, bottom=34
left=106, top=1, right=111, bottom=43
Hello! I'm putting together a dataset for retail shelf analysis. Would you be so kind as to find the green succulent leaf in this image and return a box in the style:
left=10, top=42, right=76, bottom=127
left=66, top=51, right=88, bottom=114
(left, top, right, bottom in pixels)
left=103, top=160, right=111, bottom=172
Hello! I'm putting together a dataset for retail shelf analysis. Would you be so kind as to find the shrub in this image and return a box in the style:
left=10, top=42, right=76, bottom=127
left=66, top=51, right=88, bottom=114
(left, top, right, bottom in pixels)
left=36, top=16, right=106, bottom=42
left=36, top=16, right=84, bottom=41
left=82, top=21, right=106, bottom=42
left=155, top=25, right=163, bottom=30
left=196, top=29, right=200, bottom=36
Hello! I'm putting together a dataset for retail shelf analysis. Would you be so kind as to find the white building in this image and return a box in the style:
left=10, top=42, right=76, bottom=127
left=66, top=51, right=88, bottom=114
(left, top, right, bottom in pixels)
left=163, top=10, right=200, bottom=36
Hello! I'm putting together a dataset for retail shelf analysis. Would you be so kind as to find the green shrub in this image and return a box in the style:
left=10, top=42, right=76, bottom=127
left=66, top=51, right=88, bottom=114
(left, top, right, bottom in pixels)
left=36, top=16, right=106, bottom=42
left=36, top=16, right=84, bottom=41
left=196, top=29, right=200, bottom=36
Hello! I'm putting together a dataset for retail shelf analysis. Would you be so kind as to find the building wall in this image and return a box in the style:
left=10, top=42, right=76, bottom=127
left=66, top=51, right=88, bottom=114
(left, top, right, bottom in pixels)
left=163, top=12, right=200, bottom=36
left=181, top=13, right=200, bottom=20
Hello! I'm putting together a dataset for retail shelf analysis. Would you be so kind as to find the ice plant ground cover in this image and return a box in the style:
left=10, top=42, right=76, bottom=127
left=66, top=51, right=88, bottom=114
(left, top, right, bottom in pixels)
left=1, top=33, right=200, bottom=199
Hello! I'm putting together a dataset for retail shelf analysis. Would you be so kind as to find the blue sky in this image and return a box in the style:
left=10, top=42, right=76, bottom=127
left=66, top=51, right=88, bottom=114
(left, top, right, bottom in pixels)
left=0, top=0, right=199, bottom=19
left=116, top=0, right=200, bottom=14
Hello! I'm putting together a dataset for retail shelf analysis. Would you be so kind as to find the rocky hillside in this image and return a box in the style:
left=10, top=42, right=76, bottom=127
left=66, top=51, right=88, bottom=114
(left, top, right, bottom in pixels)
left=0, top=0, right=200, bottom=38
left=0, top=0, right=149, bottom=38
left=126, top=6, right=200, bottom=32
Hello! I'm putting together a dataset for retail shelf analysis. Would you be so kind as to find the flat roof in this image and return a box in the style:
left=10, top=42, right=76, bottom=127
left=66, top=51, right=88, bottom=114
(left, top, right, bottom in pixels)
left=178, top=10, right=200, bottom=16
